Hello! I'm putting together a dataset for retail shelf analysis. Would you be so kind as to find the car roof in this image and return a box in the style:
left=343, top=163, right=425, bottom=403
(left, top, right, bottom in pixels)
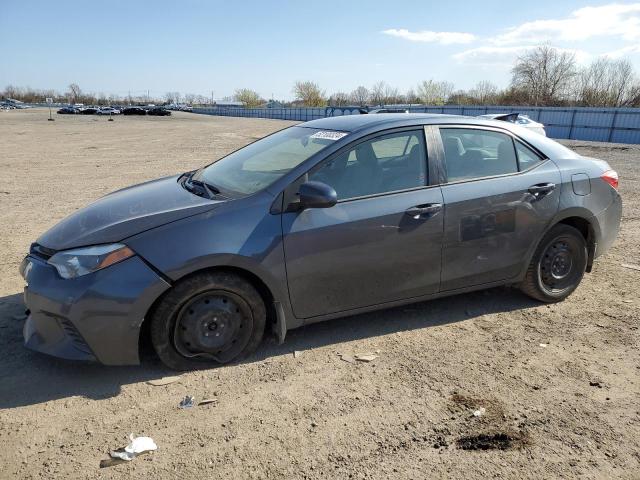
left=301, top=113, right=505, bottom=132
left=301, top=112, right=572, bottom=160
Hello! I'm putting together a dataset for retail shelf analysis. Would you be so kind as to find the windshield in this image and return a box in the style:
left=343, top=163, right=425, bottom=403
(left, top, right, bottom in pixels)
left=194, top=126, right=347, bottom=196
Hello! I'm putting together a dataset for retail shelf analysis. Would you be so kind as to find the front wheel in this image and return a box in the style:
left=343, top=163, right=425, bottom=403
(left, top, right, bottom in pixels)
left=520, top=224, right=588, bottom=303
left=150, top=271, right=265, bottom=370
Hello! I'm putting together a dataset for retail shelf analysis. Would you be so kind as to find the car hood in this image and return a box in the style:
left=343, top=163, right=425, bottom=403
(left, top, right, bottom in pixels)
left=38, top=175, right=223, bottom=251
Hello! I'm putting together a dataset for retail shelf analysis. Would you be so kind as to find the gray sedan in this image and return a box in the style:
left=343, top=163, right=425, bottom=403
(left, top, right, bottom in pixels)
left=19, top=114, right=622, bottom=369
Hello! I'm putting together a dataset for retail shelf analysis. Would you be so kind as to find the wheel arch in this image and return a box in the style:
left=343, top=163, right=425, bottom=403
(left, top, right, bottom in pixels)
left=138, top=263, right=284, bottom=358
left=554, top=215, right=597, bottom=273
left=517, top=209, right=598, bottom=284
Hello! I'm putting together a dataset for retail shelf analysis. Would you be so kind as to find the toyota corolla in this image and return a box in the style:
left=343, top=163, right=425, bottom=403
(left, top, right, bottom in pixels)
left=19, top=114, right=622, bottom=369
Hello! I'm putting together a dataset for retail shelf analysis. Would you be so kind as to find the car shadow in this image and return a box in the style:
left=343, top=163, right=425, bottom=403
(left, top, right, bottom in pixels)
left=0, top=287, right=539, bottom=409
left=254, top=286, right=540, bottom=360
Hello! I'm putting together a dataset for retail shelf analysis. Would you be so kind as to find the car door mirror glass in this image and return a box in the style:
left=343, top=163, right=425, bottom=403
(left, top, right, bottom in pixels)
left=298, top=181, right=337, bottom=209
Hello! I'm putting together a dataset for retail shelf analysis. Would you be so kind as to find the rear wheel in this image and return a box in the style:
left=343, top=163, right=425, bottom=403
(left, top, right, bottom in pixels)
left=520, top=224, right=587, bottom=303
left=150, top=271, right=265, bottom=370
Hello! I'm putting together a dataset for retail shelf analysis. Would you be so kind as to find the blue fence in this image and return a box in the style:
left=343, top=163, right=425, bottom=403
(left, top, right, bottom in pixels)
left=193, top=105, right=640, bottom=144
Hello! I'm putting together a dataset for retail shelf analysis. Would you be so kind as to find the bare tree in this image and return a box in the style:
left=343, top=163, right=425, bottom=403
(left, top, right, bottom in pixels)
left=194, top=94, right=209, bottom=105
left=383, top=84, right=402, bottom=104
left=469, top=80, right=498, bottom=104
left=67, top=83, right=82, bottom=103
left=164, top=92, right=181, bottom=104
left=233, top=88, right=264, bottom=107
left=292, top=81, right=326, bottom=107
left=511, top=45, right=577, bottom=105
left=350, top=86, right=370, bottom=106
left=577, top=58, right=639, bottom=107
left=370, top=81, right=387, bottom=105
left=417, top=80, right=454, bottom=105
left=405, top=88, right=420, bottom=105
left=328, top=92, right=350, bottom=106
left=448, top=90, right=476, bottom=105
left=184, top=93, right=196, bottom=104
left=2, top=84, right=19, bottom=99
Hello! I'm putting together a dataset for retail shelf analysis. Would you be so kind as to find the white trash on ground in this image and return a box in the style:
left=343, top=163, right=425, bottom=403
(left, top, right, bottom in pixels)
left=110, top=433, right=157, bottom=461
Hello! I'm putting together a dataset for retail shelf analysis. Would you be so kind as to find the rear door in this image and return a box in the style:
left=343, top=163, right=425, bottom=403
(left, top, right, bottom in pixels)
left=282, top=128, right=444, bottom=319
left=437, top=126, right=561, bottom=291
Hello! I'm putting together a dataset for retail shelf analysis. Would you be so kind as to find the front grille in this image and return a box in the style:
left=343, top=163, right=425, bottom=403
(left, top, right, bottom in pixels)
left=30, top=243, right=56, bottom=261
left=57, top=318, right=93, bottom=355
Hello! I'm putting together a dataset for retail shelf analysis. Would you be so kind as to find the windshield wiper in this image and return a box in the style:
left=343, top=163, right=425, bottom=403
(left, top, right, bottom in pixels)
left=181, top=171, right=226, bottom=200
left=191, top=178, right=221, bottom=196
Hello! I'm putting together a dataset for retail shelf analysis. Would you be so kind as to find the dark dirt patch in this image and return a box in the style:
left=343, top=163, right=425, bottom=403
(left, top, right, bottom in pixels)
left=456, top=431, right=529, bottom=451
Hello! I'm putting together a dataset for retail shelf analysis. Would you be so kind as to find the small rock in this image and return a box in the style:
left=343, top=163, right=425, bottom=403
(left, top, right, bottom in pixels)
left=147, top=376, right=181, bottom=386
left=338, top=353, right=356, bottom=363
left=355, top=353, right=378, bottom=362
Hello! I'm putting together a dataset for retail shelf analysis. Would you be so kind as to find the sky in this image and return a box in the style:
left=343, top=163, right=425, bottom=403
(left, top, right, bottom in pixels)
left=2, top=1, right=640, bottom=100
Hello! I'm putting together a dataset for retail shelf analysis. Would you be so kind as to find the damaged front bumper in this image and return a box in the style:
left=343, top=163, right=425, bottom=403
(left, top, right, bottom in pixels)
left=20, top=253, right=170, bottom=365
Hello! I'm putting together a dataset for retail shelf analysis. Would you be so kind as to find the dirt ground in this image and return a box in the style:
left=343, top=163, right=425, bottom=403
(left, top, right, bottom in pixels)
left=0, top=109, right=638, bottom=479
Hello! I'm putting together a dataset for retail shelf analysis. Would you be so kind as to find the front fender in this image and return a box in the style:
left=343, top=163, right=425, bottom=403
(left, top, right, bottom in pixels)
left=125, top=196, right=301, bottom=330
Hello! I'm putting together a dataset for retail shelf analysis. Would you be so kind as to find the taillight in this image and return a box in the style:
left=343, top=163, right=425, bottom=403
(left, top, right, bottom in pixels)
left=601, top=170, right=619, bottom=190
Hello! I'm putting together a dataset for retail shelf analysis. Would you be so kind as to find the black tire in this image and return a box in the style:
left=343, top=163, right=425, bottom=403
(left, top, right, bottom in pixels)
left=520, top=224, right=588, bottom=303
left=150, top=271, right=265, bottom=370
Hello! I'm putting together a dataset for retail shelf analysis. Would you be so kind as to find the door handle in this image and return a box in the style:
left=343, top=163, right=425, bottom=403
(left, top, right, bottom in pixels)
left=528, top=183, right=555, bottom=197
left=405, top=203, right=442, bottom=218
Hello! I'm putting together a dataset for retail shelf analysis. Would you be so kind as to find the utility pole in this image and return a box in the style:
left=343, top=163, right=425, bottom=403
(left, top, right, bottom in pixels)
left=211, top=91, right=214, bottom=105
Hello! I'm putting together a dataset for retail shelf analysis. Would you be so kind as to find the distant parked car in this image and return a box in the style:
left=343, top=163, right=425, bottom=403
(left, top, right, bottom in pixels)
left=147, top=107, right=171, bottom=116
left=96, top=107, right=121, bottom=115
left=80, top=107, right=98, bottom=115
left=57, top=107, right=78, bottom=114
left=122, top=107, right=147, bottom=115
left=480, top=113, right=546, bottom=136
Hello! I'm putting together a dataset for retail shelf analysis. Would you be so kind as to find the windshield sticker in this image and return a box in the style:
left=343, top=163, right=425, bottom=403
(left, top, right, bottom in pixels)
left=310, top=131, right=348, bottom=141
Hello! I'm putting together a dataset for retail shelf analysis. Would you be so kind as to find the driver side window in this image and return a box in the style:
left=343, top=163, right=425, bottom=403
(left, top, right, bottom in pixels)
left=308, top=130, right=427, bottom=200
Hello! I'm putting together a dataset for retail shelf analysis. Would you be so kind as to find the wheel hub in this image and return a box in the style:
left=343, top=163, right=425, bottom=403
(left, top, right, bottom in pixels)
left=550, top=250, right=572, bottom=279
left=176, top=293, right=245, bottom=354
left=540, top=239, right=576, bottom=290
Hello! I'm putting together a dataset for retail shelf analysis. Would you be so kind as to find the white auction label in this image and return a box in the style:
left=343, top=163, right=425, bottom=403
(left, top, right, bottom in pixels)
left=309, top=131, right=348, bottom=141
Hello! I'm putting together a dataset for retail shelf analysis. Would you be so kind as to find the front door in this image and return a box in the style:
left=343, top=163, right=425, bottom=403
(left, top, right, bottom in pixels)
left=282, top=128, right=444, bottom=319
left=437, top=126, right=561, bottom=291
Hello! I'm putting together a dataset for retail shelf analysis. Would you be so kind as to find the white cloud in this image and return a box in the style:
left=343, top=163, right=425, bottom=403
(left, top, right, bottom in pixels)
left=453, top=45, right=592, bottom=66
left=382, top=28, right=476, bottom=45
left=452, top=46, right=534, bottom=66
left=492, top=3, right=640, bottom=45
left=604, top=44, right=640, bottom=58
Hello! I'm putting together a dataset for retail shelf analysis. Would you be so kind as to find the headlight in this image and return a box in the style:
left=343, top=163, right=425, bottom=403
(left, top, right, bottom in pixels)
left=47, top=244, right=135, bottom=279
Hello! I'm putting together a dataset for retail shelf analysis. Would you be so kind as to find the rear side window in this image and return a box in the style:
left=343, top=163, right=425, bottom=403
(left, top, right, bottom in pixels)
left=440, top=128, right=518, bottom=182
left=515, top=141, right=543, bottom=170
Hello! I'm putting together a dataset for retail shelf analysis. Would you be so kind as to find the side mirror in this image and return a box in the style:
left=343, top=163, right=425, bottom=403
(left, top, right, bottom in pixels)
left=298, top=181, right=337, bottom=209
